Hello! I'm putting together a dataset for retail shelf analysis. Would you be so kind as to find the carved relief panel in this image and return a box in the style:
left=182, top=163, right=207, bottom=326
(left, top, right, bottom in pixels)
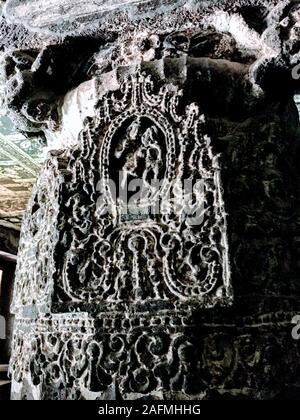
left=52, top=70, right=232, bottom=311
left=10, top=68, right=232, bottom=399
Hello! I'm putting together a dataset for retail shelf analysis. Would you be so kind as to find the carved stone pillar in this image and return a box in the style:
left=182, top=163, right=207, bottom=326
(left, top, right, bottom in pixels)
left=2, top=0, right=300, bottom=400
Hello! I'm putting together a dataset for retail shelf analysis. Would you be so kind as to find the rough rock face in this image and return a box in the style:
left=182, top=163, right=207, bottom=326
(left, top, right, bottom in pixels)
left=1, top=0, right=300, bottom=400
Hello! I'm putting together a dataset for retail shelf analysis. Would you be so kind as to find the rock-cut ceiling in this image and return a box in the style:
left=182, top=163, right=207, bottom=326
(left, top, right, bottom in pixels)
left=0, top=114, right=44, bottom=229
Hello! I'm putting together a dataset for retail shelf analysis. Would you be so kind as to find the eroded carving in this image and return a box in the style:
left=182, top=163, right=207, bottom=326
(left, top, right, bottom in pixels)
left=0, top=50, right=61, bottom=135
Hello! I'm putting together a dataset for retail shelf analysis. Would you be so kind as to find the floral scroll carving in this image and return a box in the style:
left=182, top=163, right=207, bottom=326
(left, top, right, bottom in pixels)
left=52, top=70, right=231, bottom=308
left=10, top=69, right=232, bottom=399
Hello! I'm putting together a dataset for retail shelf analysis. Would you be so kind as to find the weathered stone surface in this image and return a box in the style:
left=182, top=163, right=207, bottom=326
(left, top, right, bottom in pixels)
left=1, top=0, right=300, bottom=140
left=1, top=0, right=300, bottom=400
left=3, top=0, right=187, bottom=36
left=0, top=222, right=19, bottom=254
